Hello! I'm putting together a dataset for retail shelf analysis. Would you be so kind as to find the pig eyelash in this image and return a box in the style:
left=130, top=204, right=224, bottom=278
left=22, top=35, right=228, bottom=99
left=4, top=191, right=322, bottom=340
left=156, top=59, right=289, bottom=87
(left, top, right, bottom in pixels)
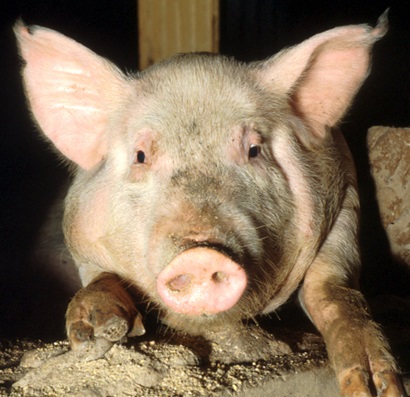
left=248, top=144, right=261, bottom=159
left=134, top=150, right=146, bottom=164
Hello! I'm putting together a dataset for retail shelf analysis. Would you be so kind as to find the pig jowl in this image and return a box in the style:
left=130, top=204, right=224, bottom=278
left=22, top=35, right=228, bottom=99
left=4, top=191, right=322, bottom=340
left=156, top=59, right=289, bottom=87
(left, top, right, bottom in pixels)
left=14, top=11, right=407, bottom=397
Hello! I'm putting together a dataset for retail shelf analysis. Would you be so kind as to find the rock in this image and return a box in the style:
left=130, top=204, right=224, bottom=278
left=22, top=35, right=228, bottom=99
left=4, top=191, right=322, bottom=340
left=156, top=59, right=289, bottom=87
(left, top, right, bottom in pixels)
left=367, top=126, right=410, bottom=267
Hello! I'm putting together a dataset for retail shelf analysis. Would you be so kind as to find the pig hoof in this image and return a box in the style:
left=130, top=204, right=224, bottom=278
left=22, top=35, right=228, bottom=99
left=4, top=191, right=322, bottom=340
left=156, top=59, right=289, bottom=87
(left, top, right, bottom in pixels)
left=67, top=318, right=123, bottom=360
left=339, top=365, right=406, bottom=397
left=66, top=277, right=146, bottom=359
left=67, top=303, right=144, bottom=358
left=339, top=366, right=372, bottom=397
left=67, top=303, right=130, bottom=350
left=372, top=370, right=408, bottom=397
left=69, top=328, right=114, bottom=361
left=93, top=315, right=129, bottom=341
left=68, top=320, right=94, bottom=343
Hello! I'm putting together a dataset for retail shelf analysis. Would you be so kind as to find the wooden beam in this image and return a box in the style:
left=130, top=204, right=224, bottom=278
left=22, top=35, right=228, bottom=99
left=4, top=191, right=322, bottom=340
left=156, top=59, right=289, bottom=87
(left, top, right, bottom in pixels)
left=138, top=0, right=220, bottom=70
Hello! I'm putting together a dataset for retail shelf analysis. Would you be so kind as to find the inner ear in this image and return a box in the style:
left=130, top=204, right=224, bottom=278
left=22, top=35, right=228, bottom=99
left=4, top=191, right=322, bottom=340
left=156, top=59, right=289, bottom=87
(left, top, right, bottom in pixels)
left=251, top=13, right=388, bottom=140
left=290, top=40, right=373, bottom=136
left=14, top=22, right=131, bottom=170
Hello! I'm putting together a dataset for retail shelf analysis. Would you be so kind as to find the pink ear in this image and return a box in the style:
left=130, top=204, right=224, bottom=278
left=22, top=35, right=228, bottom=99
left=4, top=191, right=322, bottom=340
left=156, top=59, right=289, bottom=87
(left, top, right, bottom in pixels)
left=253, top=12, right=388, bottom=139
left=14, top=22, right=131, bottom=169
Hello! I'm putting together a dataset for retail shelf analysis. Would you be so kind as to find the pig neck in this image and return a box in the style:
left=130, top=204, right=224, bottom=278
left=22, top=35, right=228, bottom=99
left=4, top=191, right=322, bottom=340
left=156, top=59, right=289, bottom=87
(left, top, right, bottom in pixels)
left=262, top=129, right=351, bottom=313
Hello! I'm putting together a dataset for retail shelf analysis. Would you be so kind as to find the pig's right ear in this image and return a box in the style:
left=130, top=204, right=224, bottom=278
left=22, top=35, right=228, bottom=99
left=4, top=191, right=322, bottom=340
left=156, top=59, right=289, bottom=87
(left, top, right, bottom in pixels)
left=251, top=13, right=387, bottom=142
left=14, top=21, right=131, bottom=170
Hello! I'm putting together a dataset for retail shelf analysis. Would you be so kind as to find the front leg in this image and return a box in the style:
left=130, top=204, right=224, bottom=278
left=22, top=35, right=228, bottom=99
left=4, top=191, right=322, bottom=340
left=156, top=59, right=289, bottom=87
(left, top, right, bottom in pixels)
left=66, top=272, right=146, bottom=360
left=300, top=256, right=406, bottom=397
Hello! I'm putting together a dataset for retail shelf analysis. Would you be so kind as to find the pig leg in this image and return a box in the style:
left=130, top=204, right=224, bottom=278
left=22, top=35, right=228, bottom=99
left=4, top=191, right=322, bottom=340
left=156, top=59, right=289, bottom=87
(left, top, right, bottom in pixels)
left=300, top=205, right=405, bottom=396
left=66, top=272, right=145, bottom=360
left=301, top=266, right=406, bottom=397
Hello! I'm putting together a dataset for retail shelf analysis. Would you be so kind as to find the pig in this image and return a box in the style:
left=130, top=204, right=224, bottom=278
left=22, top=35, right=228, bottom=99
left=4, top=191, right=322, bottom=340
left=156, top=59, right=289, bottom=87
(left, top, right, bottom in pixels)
left=14, top=11, right=406, bottom=397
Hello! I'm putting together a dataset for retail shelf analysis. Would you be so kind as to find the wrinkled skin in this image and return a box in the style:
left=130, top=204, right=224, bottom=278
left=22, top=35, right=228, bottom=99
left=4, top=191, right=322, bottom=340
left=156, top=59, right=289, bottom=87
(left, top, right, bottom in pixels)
left=14, top=11, right=406, bottom=397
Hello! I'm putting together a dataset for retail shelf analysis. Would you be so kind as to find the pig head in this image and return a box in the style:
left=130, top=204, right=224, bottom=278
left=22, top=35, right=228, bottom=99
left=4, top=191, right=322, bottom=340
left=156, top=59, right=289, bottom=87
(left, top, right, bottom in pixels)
left=14, top=12, right=406, bottom=397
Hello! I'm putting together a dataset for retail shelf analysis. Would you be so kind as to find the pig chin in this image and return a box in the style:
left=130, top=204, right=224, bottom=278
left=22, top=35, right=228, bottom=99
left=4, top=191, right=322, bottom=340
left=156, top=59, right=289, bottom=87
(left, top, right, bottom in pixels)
left=157, top=285, right=251, bottom=335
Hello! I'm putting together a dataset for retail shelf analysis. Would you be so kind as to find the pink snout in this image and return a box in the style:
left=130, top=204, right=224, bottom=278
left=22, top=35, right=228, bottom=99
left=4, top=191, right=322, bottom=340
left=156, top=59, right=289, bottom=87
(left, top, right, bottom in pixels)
left=156, top=247, right=247, bottom=316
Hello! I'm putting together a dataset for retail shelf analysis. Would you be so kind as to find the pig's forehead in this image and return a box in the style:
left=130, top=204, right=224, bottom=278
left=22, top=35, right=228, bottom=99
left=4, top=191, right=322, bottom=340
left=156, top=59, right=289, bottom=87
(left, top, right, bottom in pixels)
left=140, top=55, right=260, bottom=105
left=139, top=52, right=248, bottom=83
left=131, top=53, right=285, bottom=131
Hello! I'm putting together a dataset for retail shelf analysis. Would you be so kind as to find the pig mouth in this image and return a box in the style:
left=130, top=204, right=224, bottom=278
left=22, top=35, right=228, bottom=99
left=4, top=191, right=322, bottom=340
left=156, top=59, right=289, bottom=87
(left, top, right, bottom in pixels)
left=156, top=246, right=248, bottom=317
left=180, top=241, right=241, bottom=262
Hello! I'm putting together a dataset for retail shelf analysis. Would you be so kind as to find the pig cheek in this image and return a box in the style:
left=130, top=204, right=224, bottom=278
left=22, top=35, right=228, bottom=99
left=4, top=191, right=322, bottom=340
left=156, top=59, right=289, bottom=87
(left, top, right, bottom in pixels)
left=67, top=182, right=147, bottom=285
left=261, top=130, right=317, bottom=314
left=65, top=186, right=115, bottom=284
left=271, top=132, right=314, bottom=239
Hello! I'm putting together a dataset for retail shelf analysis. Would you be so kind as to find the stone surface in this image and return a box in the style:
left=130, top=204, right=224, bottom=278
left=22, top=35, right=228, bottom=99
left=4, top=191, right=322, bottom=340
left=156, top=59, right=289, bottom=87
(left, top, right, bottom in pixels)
left=1, top=324, right=409, bottom=397
left=0, top=332, right=333, bottom=397
left=368, top=126, right=410, bottom=267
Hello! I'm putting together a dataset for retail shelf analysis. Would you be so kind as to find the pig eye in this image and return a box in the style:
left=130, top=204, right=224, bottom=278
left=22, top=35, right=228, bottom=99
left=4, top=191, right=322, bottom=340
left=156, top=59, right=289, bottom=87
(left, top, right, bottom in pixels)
left=134, top=150, right=146, bottom=164
left=248, top=144, right=261, bottom=159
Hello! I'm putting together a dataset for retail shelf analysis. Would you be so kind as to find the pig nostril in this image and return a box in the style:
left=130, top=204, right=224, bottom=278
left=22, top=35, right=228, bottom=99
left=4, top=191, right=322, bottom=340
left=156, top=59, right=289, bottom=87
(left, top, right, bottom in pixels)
left=212, top=271, right=228, bottom=283
left=157, top=248, right=247, bottom=315
left=166, top=271, right=228, bottom=292
left=167, top=274, right=192, bottom=292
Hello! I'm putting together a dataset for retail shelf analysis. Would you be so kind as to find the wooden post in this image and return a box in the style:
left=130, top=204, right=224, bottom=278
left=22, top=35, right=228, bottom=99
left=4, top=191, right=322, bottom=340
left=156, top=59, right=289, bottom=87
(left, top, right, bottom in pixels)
left=138, top=0, right=220, bottom=70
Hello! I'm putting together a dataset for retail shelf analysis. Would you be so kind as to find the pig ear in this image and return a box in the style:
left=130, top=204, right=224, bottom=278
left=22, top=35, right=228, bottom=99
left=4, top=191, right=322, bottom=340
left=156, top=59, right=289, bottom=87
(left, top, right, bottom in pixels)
left=14, top=21, right=131, bottom=169
left=252, top=12, right=388, bottom=139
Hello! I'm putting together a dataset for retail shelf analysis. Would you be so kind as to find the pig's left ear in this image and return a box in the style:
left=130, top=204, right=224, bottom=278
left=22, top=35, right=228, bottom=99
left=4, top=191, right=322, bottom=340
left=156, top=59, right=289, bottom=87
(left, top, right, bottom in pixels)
left=252, top=12, right=388, bottom=140
left=14, top=21, right=132, bottom=170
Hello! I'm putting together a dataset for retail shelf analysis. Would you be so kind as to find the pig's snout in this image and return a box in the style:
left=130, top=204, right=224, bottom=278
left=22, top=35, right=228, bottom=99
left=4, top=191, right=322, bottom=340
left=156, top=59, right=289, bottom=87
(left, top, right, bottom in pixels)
left=157, top=247, right=247, bottom=316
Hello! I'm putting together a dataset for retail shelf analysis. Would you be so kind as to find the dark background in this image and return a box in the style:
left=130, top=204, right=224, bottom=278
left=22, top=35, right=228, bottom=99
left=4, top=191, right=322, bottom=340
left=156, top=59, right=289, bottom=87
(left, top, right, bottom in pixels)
left=0, top=0, right=409, bottom=341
